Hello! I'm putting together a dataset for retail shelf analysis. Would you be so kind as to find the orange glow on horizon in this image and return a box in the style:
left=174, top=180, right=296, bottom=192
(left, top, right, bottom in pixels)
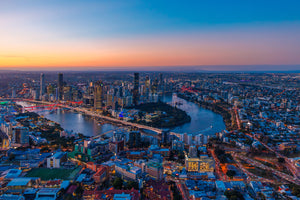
left=1, top=30, right=300, bottom=69
left=1, top=1, right=300, bottom=70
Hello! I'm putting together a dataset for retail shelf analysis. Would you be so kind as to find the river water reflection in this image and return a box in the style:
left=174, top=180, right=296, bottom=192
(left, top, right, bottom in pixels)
left=162, top=94, right=226, bottom=135
left=18, top=94, right=225, bottom=137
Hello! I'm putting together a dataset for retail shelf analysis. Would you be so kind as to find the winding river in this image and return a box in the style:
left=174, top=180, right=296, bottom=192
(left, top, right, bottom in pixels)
left=18, top=94, right=225, bottom=137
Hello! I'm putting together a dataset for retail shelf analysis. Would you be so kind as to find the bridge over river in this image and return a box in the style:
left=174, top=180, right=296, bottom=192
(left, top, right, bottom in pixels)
left=1, top=98, right=181, bottom=138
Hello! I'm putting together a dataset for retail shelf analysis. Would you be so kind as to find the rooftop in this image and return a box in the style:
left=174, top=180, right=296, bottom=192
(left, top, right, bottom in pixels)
left=7, top=178, right=33, bottom=187
left=5, top=169, right=22, bottom=179
left=51, top=152, right=66, bottom=159
left=113, top=193, right=131, bottom=200
left=147, top=162, right=162, bottom=169
left=37, top=188, right=60, bottom=194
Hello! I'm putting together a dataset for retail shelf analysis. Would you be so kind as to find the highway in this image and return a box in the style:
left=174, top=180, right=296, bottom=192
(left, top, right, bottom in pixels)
left=245, top=132, right=299, bottom=179
left=3, top=98, right=184, bottom=138
left=234, top=153, right=300, bottom=185
left=7, top=98, right=168, bottom=134
left=231, top=153, right=275, bottom=184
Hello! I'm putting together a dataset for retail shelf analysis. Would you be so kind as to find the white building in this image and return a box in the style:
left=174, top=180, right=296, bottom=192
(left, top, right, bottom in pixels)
left=36, top=188, right=60, bottom=200
left=47, top=152, right=67, bottom=168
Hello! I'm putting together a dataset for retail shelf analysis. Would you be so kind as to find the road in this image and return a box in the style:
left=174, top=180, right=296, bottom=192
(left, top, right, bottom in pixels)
left=209, top=148, right=226, bottom=180
left=165, top=176, right=189, bottom=200
left=234, top=153, right=300, bottom=185
left=234, top=107, right=241, bottom=130
left=4, top=98, right=186, bottom=138
left=176, top=180, right=189, bottom=200
left=232, top=153, right=275, bottom=184
left=245, top=132, right=299, bottom=179
left=7, top=98, right=177, bottom=135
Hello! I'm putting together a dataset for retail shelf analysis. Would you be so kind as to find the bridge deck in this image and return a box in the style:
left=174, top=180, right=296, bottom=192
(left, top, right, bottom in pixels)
left=1, top=98, right=178, bottom=136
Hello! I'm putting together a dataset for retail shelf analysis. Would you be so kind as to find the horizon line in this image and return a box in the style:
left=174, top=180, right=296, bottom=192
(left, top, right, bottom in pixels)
left=0, top=64, right=299, bottom=72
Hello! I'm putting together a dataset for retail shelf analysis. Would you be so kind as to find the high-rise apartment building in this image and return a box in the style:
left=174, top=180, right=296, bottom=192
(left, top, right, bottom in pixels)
left=40, top=73, right=45, bottom=100
left=133, top=73, right=139, bottom=105
left=128, top=131, right=141, bottom=148
left=58, top=73, right=63, bottom=101
left=159, top=73, right=163, bottom=90
left=94, top=81, right=103, bottom=110
left=144, top=75, right=150, bottom=100
left=12, top=126, right=29, bottom=145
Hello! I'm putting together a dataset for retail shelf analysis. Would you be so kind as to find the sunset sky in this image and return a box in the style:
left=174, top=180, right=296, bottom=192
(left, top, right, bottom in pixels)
left=1, top=0, right=300, bottom=71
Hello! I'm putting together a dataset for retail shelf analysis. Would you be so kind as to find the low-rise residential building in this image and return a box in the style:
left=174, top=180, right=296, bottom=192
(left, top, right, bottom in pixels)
left=115, top=164, right=142, bottom=181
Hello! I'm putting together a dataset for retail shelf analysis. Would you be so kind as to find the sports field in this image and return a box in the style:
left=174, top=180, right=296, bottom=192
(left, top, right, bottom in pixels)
left=26, top=167, right=80, bottom=180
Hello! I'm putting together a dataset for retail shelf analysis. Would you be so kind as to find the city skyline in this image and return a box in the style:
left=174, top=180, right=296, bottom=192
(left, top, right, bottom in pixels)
left=0, top=1, right=299, bottom=195
left=0, top=71, right=299, bottom=198
left=1, top=0, right=300, bottom=71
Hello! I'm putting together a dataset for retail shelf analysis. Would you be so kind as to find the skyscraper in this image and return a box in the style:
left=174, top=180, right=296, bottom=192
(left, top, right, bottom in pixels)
left=189, top=146, right=198, bottom=158
left=159, top=73, right=163, bottom=87
left=129, top=131, right=141, bottom=148
left=94, top=81, right=103, bottom=110
left=161, top=131, right=170, bottom=145
left=40, top=73, right=45, bottom=100
left=58, top=73, right=63, bottom=101
left=145, top=75, right=150, bottom=100
left=151, top=78, right=158, bottom=94
left=159, top=73, right=164, bottom=92
left=133, top=72, right=139, bottom=106
left=12, top=126, right=29, bottom=145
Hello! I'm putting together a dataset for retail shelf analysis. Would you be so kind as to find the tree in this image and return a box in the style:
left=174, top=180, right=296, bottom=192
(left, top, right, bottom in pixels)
left=41, top=147, right=50, bottom=153
left=74, top=185, right=84, bottom=198
left=224, top=190, right=245, bottom=200
left=226, top=170, right=236, bottom=179
left=64, top=195, right=73, bottom=200
left=215, top=147, right=225, bottom=156
left=8, top=154, right=15, bottom=161
left=138, top=111, right=143, bottom=119
left=278, top=157, right=285, bottom=163
left=126, top=181, right=139, bottom=190
left=77, top=133, right=86, bottom=139
left=113, top=177, right=123, bottom=189
left=169, top=181, right=182, bottom=200
left=178, top=151, right=185, bottom=160
left=291, top=184, right=300, bottom=197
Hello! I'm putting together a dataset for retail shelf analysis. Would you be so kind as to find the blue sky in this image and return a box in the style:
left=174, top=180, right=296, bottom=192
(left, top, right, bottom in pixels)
left=0, top=0, right=300, bottom=70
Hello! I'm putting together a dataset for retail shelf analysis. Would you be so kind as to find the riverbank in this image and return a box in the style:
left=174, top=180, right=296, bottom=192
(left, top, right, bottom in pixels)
left=17, top=96, right=225, bottom=137
left=177, top=93, right=233, bottom=131
left=15, top=110, right=77, bottom=150
left=130, top=102, right=191, bottom=128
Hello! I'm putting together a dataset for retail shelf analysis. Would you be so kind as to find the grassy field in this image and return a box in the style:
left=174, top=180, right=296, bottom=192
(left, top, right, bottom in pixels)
left=25, top=168, right=78, bottom=180
left=68, top=167, right=82, bottom=179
